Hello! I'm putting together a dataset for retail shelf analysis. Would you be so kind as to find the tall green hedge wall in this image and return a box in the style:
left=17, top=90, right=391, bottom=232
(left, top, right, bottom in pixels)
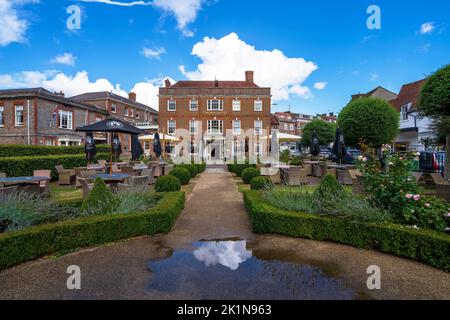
left=0, top=153, right=110, bottom=180
left=0, top=144, right=110, bottom=158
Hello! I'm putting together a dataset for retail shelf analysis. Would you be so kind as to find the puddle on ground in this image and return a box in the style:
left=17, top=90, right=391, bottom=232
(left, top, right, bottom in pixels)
left=147, top=239, right=367, bottom=299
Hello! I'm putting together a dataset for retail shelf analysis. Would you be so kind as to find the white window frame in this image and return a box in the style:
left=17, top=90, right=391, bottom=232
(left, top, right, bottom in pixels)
left=207, top=120, right=223, bottom=134
left=189, top=99, right=198, bottom=111
left=290, top=124, right=294, bottom=131
left=207, top=99, right=223, bottom=111
left=59, top=110, right=73, bottom=130
left=15, top=105, right=24, bottom=127
left=232, top=120, right=241, bottom=134
left=111, top=103, right=117, bottom=113
left=0, top=106, right=4, bottom=127
left=254, top=141, right=262, bottom=155
left=168, top=99, right=176, bottom=112
left=254, top=119, right=262, bottom=135
left=232, top=99, right=241, bottom=112
left=130, top=109, right=134, bottom=117
left=254, top=99, right=263, bottom=112
left=189, top=141, right=198, bottom=155
left=124, top=108, right=129, bottom=117
left=168, top=120, right=176, bottom=135
left=189, top=120, right=198, bottom=134
left=400, top=103, right=410, bottom=121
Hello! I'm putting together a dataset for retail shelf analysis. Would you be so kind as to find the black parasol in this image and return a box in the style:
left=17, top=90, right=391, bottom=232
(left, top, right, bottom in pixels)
left=85, top=132, right=97, bottom=162
left=332, top=127, right=346, bottom=164
left=310, top=129, right=320, bottom=157
left=153, top=132, right=162, bottom=158
left=131, top=134, right=144, bottom=160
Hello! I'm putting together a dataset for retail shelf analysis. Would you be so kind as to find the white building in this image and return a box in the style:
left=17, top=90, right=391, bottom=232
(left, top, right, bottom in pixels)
left=390, top=79, right=436, bottom=151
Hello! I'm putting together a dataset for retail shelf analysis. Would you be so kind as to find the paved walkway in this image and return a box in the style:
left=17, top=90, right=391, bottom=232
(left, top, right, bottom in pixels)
left=0, top=170, right=449, bottom=299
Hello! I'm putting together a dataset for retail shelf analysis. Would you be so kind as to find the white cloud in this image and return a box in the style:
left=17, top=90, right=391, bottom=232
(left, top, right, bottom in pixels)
left=288, top=85, right=312, bottom=99
left=193, top=241, right=252, bottom=271
left=79, top=0, right=206, bottom=36
left=369, top=73, right=379, bottom=82
left=140, top=47, right=166, bottom=59
left=314, top=81, right=327, bottom=90
left=0, top=70, right=169, bottom=109
left=0, top=0, right=38, bottom=46
left=51, top=53, right=77, bottom=66
left=179, top=33, right=318, bottom=101
left=419, top=22, right=435, bottom=34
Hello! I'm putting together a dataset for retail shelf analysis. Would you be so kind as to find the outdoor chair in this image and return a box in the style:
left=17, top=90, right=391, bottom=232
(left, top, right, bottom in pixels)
left=55, top=165, right=76, bottom=185
left=149, top=162, right=162, bottom=177
left=74, top=167, right=88, bottom=188
left=78, top=178, right=94, bottom=198
left=120, top=165, right=135, bottom=176
left=98, top=160, right=107, bottom=167
left=261, top=167, right=281, bottom=184
left=0, top=172, right=5, bottom=188
left=302, top=163, right=313, bottom=176
left=0, top=185, right=18, bottom=202
left=140, top=167, right=156, bottom=185
left=164, top=164, right=174, bottom=176
left=19, top=183, right=41, bottom=196
left=337, top=169, right=353, bottom=185
left=283, top=166, right=308, bottom=186
left=430, top=173, right=449, bottom=185
left=117, top=175, right=149, bottom=192
left=33, top=170, right=51, bottom=197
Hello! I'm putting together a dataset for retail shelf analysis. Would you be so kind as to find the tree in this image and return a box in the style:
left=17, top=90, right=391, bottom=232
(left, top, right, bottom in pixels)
left=337, top=97, right=399, bottom=148
left=419, top=64, right=450, bottom=179
left=302, top=119, right=336, bottom=147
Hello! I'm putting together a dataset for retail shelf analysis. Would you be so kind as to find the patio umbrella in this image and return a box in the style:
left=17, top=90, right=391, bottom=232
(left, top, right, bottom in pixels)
left=131, top=134, right=144, bottom=160
left=76, top=117, right=143, bottom=174
left=84, top=132, right=97, bottom=162
left=310, top=129, right=320, bottom=157
left=332, top=127, right=345, bottom=164
left=153, top=132, right=162, bottom=158
left=112, top=133, right=122, bottom=161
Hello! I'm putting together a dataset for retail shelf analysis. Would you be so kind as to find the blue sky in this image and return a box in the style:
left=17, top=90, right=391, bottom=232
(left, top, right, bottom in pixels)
left=0, top=0, right=449, bottom=114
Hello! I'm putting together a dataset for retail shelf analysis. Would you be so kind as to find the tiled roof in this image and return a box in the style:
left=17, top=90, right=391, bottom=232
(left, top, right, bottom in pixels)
left=0, top=87, right=108, bottom=114
left=389, top=79, right=426, bottom=112
left=270, top=114, right=279, bottom=125
left=70, top=91, right=157, bottom=114
left=170, top=80, right=259, bottom=88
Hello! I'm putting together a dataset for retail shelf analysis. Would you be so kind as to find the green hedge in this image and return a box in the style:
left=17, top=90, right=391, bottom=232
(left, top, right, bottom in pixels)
left=0, top=144, right=110, bottom=157
left=227, top=163, right=256, bottom=176
left=0, top=153, right=110, bottom=180
left=0, top=192, right=185, bottom=271
left=243, top=190, right=450, bottom=272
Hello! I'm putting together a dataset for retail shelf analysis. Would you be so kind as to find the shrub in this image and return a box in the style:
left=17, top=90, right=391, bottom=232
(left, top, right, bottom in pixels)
left=262, top=187, right=315, bottom=213
left=313, top=174, right=347, bottom=204
left=169, top=167, right=191, bottom=185
left=178, top=164, right=198, bottom=178
left=0, top=192, right=185, bottom=270
left=0, top=144, right=110, bottom=158
left=338, top=97, right=399, bottom=147
left=155, top=175, right=181, bottom=192
left=228, top=163, right=256, bottom=176
left=290, top=156, right=304, bottom=166
left=196, top=162, right=207, bottom=173
left=250, top=176, right=273, bottom=190
left=241, top=167, right=261, bottom=184
left=244, top=190, right=450, bottom=271
left=81, top=178, right=116, bottom=214
left=279, top=150, right=291, bottom=163
left=0, top=153, right=110, bottom=180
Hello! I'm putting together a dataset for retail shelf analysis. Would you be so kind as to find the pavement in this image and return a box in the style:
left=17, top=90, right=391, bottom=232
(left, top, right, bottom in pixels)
left=0, top=168, right=449, bottom=300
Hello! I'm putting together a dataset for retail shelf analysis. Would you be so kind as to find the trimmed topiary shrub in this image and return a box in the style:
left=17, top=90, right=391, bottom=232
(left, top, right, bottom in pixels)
left=250, top=176, right=273, bottom=190
left=228, top=163, right=256, bottom=176
left=81, top=178, right=116, bottom=213
left=178, top=164, right=198, bottom=178
left=241, top=167, right=261, bottom=184
left=313, top=174, right=347, bottom=203
left=169, top=167, right=191, bottom=185
left=155, top=175, right=181, bottom=192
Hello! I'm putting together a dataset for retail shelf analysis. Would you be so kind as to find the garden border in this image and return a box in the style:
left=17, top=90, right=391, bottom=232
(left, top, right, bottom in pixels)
left=243, top=190, right=450, bottom=272
left=0, top=191, right=185, bottom=271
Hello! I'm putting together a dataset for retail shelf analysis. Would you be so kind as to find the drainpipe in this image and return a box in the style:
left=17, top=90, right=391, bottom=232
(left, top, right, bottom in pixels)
left=27, top=99, right=31, bottom=145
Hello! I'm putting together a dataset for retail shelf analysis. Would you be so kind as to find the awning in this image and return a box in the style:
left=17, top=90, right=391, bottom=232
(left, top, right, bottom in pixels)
left=75, top=117, right=143, bottom=135
left=261, top=132, right=302, bottom=142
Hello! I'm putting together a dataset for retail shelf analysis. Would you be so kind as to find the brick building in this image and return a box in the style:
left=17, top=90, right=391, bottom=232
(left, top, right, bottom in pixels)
left=0, top=88, right=108, bottom=146
left=70, top=91, right=159, bottom=154
left=158, top=71, right=271, bottom=162
left=273, top=111, right=336, bottom=136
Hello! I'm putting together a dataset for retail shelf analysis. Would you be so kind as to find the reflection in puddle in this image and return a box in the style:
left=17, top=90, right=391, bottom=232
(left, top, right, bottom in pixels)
left=147, top=239, right=361, bottom=299
left=193, top=240, right=252, bottom=270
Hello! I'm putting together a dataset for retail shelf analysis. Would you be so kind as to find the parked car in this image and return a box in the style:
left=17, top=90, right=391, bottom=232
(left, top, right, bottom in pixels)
left=319, top=147, right=332, bottom=158
left=328, top=148, right=359, bottom=164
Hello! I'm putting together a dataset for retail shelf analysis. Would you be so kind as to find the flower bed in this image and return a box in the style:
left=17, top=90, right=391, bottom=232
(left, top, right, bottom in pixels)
left=0, top=191, right=185, bottom=270
left=244, top=190, right=450, bottom=271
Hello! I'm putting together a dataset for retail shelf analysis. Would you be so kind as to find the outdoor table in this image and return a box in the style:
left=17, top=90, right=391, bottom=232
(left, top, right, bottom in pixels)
left=0, top=176, right=50, bottom=193
left=133, top=164, right=148, bottom=171
left=92, top=173, right=129, bottom=192
left=87, top=165, right=104, bottom=171
left=159, top=162, right=168, bottom=175
left=113, top=162, right=129, bottom=167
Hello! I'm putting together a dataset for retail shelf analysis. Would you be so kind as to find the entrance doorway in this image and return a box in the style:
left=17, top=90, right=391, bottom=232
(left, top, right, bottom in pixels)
left=205, top=140, right=224, bottom=164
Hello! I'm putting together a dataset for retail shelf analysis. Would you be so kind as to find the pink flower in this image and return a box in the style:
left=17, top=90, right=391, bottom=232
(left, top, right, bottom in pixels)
left=405, top=194, right=413, bottom=199
left=447, top=213, right=450, bottom=217
left=413, top=195, right=420, bottom=201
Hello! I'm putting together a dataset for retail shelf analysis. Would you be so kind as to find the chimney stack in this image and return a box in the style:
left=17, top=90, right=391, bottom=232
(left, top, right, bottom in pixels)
left=245, top=70, right=254, bottom=83
left=164, top=78, right=171, bottom=88
left=55, top=91, right=65, bottom=97
left=128, top=92, right=136, bottom=101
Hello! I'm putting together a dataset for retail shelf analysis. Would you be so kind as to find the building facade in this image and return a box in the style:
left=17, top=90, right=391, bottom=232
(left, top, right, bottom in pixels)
left=350, top=86, right=398, bottom=102
left=158, top=71, right=271, bottom=162
left=273, top=111, right=336, bottom=136
left=0, top=88, right=108, bottom=146
left=390, top=79, right=436, bottom=151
